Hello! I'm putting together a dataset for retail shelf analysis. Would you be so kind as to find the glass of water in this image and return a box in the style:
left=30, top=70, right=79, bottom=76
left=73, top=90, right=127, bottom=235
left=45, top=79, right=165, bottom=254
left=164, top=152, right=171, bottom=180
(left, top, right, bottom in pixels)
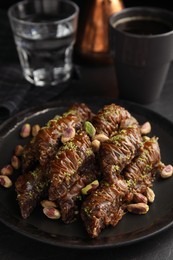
left=8, top=0, right=79, bottom=87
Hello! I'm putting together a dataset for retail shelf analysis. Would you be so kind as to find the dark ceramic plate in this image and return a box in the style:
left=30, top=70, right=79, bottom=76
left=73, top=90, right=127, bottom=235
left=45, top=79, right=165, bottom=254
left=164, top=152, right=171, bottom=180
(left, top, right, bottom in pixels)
left=0, top=98, right=173, bottom=249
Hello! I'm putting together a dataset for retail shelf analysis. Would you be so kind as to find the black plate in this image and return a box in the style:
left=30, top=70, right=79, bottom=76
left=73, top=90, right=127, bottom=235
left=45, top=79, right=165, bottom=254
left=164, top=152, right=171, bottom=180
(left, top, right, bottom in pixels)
left=0, top=98, right=173, bottom=249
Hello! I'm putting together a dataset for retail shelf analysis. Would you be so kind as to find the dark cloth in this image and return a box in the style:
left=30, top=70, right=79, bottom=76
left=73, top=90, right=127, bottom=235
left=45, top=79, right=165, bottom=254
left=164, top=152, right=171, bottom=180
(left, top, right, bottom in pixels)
left=0, top=64, right=71, bottom=120
left=0, top=10, right=78, bottom=121
left=0, top=65, right=30, bottom=118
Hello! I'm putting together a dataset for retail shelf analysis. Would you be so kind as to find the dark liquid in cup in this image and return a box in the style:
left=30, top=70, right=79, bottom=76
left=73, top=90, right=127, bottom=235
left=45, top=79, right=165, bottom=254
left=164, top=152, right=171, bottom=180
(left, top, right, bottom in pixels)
left=115, top=18, right=172, bottom=35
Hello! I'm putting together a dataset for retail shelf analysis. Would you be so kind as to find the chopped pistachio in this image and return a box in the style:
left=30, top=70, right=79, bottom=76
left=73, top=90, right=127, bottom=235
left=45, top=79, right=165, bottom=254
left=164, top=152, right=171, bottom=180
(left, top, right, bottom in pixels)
left=84, top=121, right=96, bottom=137
left=82, top=180, right=99, bottom=195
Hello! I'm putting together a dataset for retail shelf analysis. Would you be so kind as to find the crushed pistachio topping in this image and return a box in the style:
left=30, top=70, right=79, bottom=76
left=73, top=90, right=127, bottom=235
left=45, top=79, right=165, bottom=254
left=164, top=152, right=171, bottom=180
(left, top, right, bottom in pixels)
left=61, top=141, right=77, bottom=151
left=83, top=206, right=92, bottom=217
left=63, top=109, right=76, bottom=117
left=103, top=181, right=110, bottom=187
left=46, top=117, right=62, bottom=127
left=126, top=179, right=136, bottom=189
left=113, top=165, right=120, bottom=171
left=111, top=133, right=126, bottom=143
left=85, top=148, right=93, bottom=157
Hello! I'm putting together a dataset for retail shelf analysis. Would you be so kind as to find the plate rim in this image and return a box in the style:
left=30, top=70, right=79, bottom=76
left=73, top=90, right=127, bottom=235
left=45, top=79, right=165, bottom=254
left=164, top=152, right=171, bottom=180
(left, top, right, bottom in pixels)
left=0, top=98, right=173, bottom=249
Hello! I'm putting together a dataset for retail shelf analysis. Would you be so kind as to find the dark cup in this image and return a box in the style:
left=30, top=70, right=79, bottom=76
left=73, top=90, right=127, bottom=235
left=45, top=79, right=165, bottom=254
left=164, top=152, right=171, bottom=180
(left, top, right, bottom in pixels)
left=109, top=7, right=173, bottom=104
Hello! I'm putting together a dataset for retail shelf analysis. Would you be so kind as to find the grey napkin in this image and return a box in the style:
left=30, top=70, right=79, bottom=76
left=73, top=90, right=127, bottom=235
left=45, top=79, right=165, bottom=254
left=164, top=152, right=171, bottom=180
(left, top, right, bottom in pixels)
left=0, top=65, right=30, bottom=118
left=0, top=64, right=71, bottom=119
left=0, top=10, right=28, bottom=119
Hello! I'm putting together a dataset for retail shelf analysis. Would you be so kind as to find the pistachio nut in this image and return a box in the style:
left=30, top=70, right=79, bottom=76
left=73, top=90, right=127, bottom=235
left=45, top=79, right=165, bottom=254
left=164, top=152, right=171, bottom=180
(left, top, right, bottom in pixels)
left=14, top=144, right=24, bottom=156
left=91, top=139, right=101, bottom=152
left=92, top=133, right=109, bottom=142
left=11, top=155, right=21, bottom=169
left=32, top=124, right=41, bottom=137
left=146, top=187, right=155, bottom=203
left=127, top=203, right=149, bottom=215
left=82, top=180, right=99, bottom=195
left=160, top=164, right=173, bottom=179
left=140, top=122, right=151, bottom=135
left=43, top=207, right=61, bottom=219
left=61, top=126, right=76, bottom=144
left=41, top=200, right=57, bottom=208
left=84, top=121, right=96, bottom=137
left=1, top=164, right=13, bottom=176
left=20, top=123, right=31, bottom=138
left=0, top=175, right=12, bottom=188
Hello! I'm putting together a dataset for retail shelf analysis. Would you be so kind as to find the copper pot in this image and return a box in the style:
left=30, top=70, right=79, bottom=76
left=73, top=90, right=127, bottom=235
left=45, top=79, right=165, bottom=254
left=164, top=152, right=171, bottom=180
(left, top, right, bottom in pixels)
left=75, top=0, right=124, bottom=64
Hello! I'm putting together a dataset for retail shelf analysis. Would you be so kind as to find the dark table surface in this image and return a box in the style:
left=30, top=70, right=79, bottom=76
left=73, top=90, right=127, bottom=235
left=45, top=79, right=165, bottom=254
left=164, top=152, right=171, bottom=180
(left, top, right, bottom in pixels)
left=1, top=8, right=173, bottom=260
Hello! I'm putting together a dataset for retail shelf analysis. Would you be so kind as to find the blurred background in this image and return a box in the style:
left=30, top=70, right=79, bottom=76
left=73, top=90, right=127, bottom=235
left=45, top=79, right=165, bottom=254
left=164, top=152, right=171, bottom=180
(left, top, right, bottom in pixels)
left=1, top=0, right=173, bottom=66
left=1, top=0, right=173, bottom=11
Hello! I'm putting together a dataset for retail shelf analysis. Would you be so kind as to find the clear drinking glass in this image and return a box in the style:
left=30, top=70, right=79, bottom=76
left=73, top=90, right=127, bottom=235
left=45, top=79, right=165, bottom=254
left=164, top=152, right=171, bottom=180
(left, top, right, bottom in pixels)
left=8, top=0, right=79, bottom=87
